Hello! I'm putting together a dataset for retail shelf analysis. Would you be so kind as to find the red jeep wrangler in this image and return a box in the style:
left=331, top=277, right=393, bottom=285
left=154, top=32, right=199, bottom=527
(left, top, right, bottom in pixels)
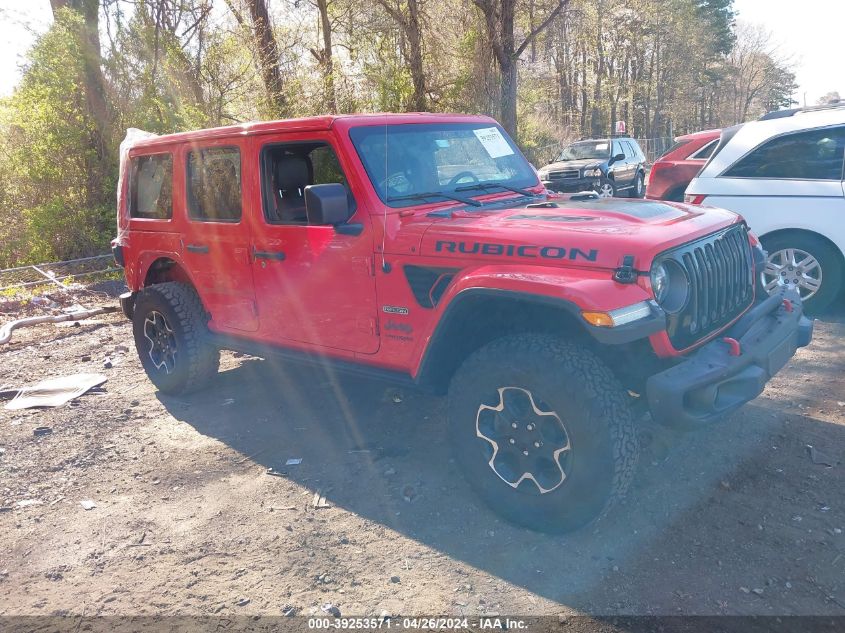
left=113, top=113, right=812, bottom=532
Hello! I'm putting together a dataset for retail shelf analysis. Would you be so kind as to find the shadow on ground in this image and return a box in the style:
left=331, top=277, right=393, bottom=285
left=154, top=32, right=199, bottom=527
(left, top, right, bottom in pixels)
left=156, top=325, right=845, bottom=614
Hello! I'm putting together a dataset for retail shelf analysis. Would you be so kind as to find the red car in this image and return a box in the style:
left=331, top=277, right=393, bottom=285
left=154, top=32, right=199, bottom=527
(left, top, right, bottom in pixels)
left=646, top=129, right=721, bottom=202
left=113, top=113, right=810, bottom=532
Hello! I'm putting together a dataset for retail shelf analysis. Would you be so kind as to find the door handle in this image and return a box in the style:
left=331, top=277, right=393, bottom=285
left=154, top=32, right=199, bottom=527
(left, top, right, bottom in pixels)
left=186, top=244, right=210, bottom=254
left=253, top=248, right=286, bottom=261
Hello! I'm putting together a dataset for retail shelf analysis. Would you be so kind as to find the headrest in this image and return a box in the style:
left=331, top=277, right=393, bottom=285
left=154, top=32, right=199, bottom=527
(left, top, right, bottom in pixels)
left=275, top=154, right=311, bottom=194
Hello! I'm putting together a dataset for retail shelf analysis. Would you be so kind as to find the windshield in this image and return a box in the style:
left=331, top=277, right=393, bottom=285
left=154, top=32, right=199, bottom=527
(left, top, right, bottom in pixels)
left=349, top=123, right=538, bottom=207
left=557, top=141, right=611, bottom=161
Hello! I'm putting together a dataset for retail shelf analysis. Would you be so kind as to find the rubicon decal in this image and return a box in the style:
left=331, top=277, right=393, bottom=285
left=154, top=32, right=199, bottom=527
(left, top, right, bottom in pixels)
left=435, top=240, right=598, bottom=261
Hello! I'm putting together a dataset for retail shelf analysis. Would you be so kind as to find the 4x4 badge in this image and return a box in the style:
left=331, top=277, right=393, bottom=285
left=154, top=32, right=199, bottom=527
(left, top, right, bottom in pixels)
left=382, top=305, right=409, bottom=315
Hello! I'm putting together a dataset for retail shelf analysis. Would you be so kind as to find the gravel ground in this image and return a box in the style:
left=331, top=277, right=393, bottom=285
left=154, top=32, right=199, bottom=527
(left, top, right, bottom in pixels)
left=1, top=290, right=844, bottom=618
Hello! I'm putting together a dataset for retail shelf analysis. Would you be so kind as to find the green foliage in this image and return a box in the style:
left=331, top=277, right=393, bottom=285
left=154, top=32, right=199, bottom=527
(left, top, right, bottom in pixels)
left=695, top=0, right=736, bottom=55
left=0, top=8, right=113, bottom=267
left=0, top=0, right=799, bottom=269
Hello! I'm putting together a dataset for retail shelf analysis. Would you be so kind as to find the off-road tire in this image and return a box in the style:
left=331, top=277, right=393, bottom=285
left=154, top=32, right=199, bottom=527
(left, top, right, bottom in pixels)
left=760, top=233, right=843, bottom=314
left=132, top=282, right=219, bottom=394
left=448, top=334, right=638, bottom=533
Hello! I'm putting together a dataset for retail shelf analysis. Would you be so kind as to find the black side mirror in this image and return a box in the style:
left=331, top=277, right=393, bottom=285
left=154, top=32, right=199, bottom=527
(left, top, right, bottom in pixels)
left=304, top=183, right=352, bottom=226
left=611, top=153, right=625, bottom=163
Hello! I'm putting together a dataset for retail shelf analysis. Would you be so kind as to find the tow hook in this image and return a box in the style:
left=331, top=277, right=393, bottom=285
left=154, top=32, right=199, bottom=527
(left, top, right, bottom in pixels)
left=722, top=337, right=741, bottom=357
left=782, top=298, right=794, bottom=313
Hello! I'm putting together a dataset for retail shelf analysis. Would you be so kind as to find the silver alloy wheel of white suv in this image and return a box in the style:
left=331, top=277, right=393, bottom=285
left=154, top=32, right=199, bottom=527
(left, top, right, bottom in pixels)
left=762, top=248, right=823, bottom=300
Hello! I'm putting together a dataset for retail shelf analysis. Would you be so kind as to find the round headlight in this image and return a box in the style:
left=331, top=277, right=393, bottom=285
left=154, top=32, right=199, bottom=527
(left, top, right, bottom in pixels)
left=650, top=259, right=689, bottom=313
left=651, top=263, right=669, bottom=303
left=538, top=170, right=549, bottom=180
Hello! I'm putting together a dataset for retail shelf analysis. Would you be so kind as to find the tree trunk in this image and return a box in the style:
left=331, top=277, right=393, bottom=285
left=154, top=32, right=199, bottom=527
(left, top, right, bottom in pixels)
left=580, top=46, right=588, bottom=135
left=406, top=0, right=427, bottom=111
left=590, top=10, right=604, bottom=136
left=245, top=0, right=286, bottom=117
left=473, top=0, right=568, bottom=139
left=377, top=0, right=427, bottom=112
left=50, top=0, right=111, bottom=154
left=499, top=59, right=518, bottom=137
left=315, top=0, right=337, bottom=112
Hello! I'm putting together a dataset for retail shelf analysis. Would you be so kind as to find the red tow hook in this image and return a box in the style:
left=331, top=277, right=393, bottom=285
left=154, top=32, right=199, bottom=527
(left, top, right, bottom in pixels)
left=722, top=337, right=742, bottom=357
left=782, top=298, right=794, bottom=313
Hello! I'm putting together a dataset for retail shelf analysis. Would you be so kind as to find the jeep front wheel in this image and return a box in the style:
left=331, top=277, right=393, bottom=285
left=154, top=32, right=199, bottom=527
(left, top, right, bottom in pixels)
left=448, top=334, right=638, bottom=533
left=132, top=282, right=220, bottom=394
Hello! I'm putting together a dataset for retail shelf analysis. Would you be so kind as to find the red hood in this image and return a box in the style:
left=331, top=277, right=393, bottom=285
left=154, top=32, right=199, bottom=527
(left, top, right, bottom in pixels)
left=416, top=197, right=743, bottom=270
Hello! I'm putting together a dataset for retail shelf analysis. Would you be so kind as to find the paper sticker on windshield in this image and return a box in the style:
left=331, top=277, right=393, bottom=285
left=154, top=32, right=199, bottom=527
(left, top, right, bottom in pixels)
left=595, top=143, right=608, bottom=150
left=473, top=127, right=515, bottom=158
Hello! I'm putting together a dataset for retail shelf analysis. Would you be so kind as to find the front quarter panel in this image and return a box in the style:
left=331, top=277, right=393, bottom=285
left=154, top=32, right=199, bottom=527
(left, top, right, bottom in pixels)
left=409, top=264, right=654, bottom=377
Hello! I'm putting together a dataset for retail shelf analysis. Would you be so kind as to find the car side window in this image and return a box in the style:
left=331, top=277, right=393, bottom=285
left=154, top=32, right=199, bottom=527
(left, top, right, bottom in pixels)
left=724, top=126, right=845, bottom=180
left=612, top=140, right=623, bottom=157
left=262, top=142, right=354, bottom=225
left=130, top=153, right=173, bottom=219
left=310, top=145, right=349, bottom=187
left=186, top=146, right=242, bottom=222
left=622, top=141, right=636, bottom=159
left=690, top=140, right=717, bottom=160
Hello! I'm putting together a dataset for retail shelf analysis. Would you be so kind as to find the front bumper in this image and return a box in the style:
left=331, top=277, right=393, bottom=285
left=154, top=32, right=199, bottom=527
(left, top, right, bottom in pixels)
left=542, top=177, right=600, bottom=193
left=646, top=290, right=813, bottom=427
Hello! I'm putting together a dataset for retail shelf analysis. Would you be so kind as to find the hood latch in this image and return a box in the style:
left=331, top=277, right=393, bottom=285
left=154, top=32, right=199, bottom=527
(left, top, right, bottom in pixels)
left=613, top=255, right=638, bottom=284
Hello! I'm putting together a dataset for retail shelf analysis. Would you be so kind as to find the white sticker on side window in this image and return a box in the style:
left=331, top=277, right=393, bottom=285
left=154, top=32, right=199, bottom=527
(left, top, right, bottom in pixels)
left=473, top=127, right=515, bottom=158
left=596, top=143, right=608, bottom=150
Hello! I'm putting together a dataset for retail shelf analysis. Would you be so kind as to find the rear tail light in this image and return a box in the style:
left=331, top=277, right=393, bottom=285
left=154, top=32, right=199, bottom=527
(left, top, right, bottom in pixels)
left=684, top=194, right=707, bottom=205
left=646, top=162, right=661, bottom=186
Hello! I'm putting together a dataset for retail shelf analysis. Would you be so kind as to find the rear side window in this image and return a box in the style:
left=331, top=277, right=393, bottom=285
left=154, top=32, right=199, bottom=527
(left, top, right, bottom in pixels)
left=724, top=126, right=845, bottom=180
left=187, top=146, right=242, bottom=221
left=130, top=154, right=173, bottom=219
left=689, top=140, right=717, bottom=160
left=657, top=140, right=689, bottom=160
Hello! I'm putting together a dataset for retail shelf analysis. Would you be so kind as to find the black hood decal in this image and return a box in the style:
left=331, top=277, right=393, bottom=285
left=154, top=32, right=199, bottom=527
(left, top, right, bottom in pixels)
left=508, top=214, right=596, bottom=222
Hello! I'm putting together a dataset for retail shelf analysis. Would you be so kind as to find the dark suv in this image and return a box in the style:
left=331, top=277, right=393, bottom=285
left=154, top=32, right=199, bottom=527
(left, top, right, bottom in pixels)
left=539, top=137, right=647, bottom=198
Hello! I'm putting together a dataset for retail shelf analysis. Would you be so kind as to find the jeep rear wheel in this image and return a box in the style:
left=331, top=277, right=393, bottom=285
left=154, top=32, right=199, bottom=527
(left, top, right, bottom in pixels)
left=448, top=334, right=638, bottom=533
left=132, top=282, right=220, bottom=394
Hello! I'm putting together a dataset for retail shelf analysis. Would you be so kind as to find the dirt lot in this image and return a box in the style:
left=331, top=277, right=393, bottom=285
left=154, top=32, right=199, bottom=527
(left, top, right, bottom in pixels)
left=2, top=289, right=844, bottom=618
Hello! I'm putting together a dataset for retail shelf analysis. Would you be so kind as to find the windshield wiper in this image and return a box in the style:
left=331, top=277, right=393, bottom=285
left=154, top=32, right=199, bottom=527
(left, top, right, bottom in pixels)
left=455, top=182, right=536, bottom=197
left=387, top=191, right=482, bottom=207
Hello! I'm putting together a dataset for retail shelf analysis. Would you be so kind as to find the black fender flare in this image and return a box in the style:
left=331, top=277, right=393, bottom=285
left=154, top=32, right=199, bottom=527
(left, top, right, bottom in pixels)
left=415, top=288, right=666, bottom=390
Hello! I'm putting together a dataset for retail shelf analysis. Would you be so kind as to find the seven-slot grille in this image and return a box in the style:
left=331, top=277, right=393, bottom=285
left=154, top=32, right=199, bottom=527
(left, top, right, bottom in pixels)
left=660, top=224, right=754, bottom=350
left=547, top=169, right=580, bottom=179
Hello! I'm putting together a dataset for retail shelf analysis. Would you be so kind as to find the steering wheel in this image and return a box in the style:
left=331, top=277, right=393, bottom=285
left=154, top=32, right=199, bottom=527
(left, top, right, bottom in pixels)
left=447, top=171, right=479, bottom=186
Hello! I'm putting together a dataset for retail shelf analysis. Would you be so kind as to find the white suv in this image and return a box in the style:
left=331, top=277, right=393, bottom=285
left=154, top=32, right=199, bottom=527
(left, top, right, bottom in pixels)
left=686, top=103, right=845, bottom=311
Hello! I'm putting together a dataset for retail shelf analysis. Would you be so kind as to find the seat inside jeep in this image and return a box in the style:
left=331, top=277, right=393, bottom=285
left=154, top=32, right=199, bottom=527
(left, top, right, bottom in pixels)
left=273, top=153, right=312, bottom=223
left=263, top=142, right=353, bottom=225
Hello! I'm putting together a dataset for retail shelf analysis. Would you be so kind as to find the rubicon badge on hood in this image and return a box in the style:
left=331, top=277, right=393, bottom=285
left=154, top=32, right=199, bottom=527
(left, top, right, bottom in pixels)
left=435, top=240, right=598, bottom=261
